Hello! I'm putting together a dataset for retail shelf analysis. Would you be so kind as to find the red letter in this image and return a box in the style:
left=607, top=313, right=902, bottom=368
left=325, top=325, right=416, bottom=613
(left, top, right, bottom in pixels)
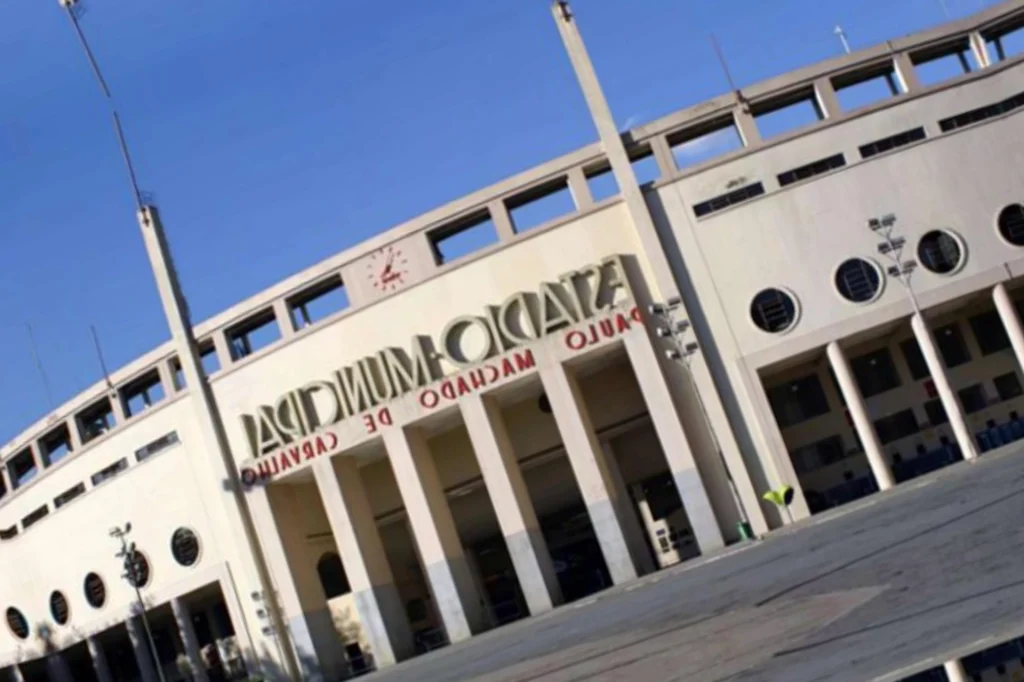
left=587, top=323, right=599, bottom=344
left=469, top=369, right=486, bottom=389
left=456, top=376, right=471, bottom=396
left=501, top=358, right=516, bottom=378
left=378, top=407, right=393, bottom=426
left=599, top=319, right=614, bottom=338
left=279, top=452, right=292, bottom=471
left=615, top=313, right=631, bottom=333
left=514, top=350, right=536, bottom=371
left=289, top=446, right=302, bottom=467
left=566, top=330, right=586, bottom=350
left=485, top=364, right=500, bottom=383
left=362, top=413, right=377, bottom=434
left=257, top=460, right=274, bottom=481
left=315, top=437, right=328, bottom=455
left=420, top=389, right=439, bottom=409
left=630, top=306, right=642, bottom=323
left=302, top=442, right=315, bottom=461
left=326, top=433, right=339, bottom=450
left=440, top=380, right=456, bottom=400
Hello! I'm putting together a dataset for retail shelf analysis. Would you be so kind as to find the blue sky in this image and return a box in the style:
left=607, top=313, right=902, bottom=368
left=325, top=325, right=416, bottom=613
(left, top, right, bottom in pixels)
left=0, top=0, right=992, bottom=443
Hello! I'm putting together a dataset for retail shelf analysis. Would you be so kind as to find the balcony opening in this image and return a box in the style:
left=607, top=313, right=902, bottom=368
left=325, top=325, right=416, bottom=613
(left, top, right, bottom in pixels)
left=428, top=210, right=500, bottom=266
left=54, top=483, right=86, bottom=509
left=136, top=431, right=181, bottom=463
left=91, top=458, right=128, bottom=486
left=751, top=88, right=824, bottom=139
left=506, top=178, right=576, bottom=234
left=39, top=424, right=73, bottom=467
left=832, top=64, right=902, bottom=111
left=667, top=117, right=743, bottom=170
left=910, top=40, right=977, bottom=87
left=122, top=369, right=166, bottom=418
left=7, top=449, right=37, bottom=489
left=289, top=275, right=349, bottom=331
left=227, top=309, right=281, bottom=361
left=987, top=17, right=1024, bottom=61
left=78, top=398, right=115, bottom=445
left=628, top=145, right=659, bottom=186
left=584, top=163, right=619, bottom=202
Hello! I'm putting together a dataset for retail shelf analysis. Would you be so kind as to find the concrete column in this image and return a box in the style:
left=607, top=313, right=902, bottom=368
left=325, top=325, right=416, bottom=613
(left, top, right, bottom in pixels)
left=600, top=440, right=656, bottom=575
left=313, top=456, right=414, bottom=666
left=63, top=416, right=83, bottom=454
left=384, top=426, right=487, bottom=643
left=488, top=200, right=517, bottom=242
left=273, top=300, right=296, bottom=339
left=944, top=658, right=969, bottom=682
left=1, top=466, right=11, bottom=496
left=126, top=615, right=159, bottom=682
left=7, top=665, right=24, bottom=682
left=622, top=330, right=725, bottom=553
left=893, top=52, right=921, bottom=93
left=87, top=637, right=114, bottom=682
left=826, top=342, right=895, bottom=491
left=969, top=31, right=991, bottom=68
left=212, top=331, right=234, bottom=370
left=566, top=166, right=593, bottom=210
left=539, top=358, right=649, bottom=584
left=108, top=386, right=128, bottom=422
left=993, top=283, right=1024, bottom=373
left=649, top=135, right=677, bottom=180
left=910, top=314, right=979, bottom=460
left=461, top=394, right=563, bottom=614
left=813, top=78, right=842, bottom=118
left=44, top=655, right=73, bottom=682
left=205, top=606, right=236, bottom=676
left=172, top=598, right=211, bottom=682
left=28, top=443, right=44, bottom=474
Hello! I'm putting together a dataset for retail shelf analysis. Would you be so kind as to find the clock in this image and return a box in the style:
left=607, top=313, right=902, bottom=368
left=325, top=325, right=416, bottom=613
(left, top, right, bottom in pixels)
left=366, top=245, right=410, bottom=293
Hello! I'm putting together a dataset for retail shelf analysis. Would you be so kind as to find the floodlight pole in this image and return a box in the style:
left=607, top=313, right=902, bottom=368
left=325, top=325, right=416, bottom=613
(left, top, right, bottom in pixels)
left=649, top=299, right=755, bottom=541
left=111, top=524, right=166, bottom=682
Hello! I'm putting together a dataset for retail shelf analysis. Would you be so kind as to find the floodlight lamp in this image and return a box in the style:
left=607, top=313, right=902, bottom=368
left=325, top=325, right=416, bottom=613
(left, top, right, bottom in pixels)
left=868, top=218, right=882, bottom=231
left=674, top=320, right=691, bottom=333
left=887, top=265, right=903, bottom=277
left=665, top=349, right=682, bottom=361
left=656, top=327, right=672, bottom=338
left=649, top=303, right=667, bottom=316
left=251, top=592, right=262, bottom=601
left=881, top=213, right=896, bottom=226
left=684, top=342, right=700, bottom=354
left=124, top=522, right=132, bottom=533
left=665, top=296, right=682, bottom=308
left=878, top=243, right=892, bottom=255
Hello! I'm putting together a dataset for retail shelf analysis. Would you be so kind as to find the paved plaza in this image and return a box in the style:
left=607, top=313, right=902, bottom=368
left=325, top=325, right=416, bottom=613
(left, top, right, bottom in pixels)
left=365, top=445, right=1024, bottom=682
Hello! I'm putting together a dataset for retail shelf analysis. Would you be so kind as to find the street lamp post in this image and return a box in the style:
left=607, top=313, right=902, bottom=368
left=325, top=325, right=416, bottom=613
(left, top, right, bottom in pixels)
left=110, top=523, right=166, bottom=682
left=648, top=298, right=755, bottom=541
left=870, top=213, right=922, bottom=313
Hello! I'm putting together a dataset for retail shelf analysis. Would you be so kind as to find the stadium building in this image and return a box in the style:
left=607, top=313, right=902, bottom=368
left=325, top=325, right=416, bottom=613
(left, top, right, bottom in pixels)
left=3, top=1, right=1024, bottom=680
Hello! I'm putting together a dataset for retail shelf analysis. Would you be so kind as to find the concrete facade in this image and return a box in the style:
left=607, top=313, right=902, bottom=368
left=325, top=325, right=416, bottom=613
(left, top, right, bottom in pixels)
left=3, top=1, right=1024, bottom=680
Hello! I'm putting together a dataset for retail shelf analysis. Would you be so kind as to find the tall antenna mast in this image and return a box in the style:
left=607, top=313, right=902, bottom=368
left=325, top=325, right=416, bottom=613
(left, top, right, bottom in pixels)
left=835, top=25, right=852, bottom=54
left=710, top=34, right=740, bottom=96
left=26, top=324, right=55, bottom=410
left=90, top=325, right=113, bottom=389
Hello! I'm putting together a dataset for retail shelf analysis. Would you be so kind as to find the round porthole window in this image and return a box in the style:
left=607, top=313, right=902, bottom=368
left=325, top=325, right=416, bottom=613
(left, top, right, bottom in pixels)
left=84, top=573, right=106, bottom=609
left=126, top=551, right=151, bottom=588
left=750, top=288, right=798, bottom=333
left=998, top=204, right=1024, bottom=246
left=6, top=608, right=28, bottom=640
left=49, top=591, right=69, bottom=626
left=171, top=528, right=201, bottom=567
left=918, top=230, right=964, bottom=274
left=835, top=258, right=882, bottom=303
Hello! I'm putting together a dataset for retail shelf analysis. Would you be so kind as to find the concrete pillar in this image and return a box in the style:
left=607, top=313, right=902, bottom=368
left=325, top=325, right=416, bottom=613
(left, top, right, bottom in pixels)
left=813, top=78, right=842, bottom=118
left=461, top=394, right=563, bottom=615
left=212, top=331, right=234, bottom=370
left=944, top=658, right=969, bottom=682
left=313, top=456, right=414, bottom=666
left=0, top=466, right=11, bottom=496
left=969, top=31, right=991, bottom=68
left=44, top=655, right=73, bottom=682
left=733, top=107, right=761, bottom=147
left=205, top=605, right=235, bottom=676
left=826, top=341, right=895, bottom=491
left=539, top=358, right=649, bottom=584
left=566, top=166, right=593, bottom=210
left=172, top=598, right=211, bottom=682
left=893, top=52, right=921, bottom=93
left=622, top=330, right=725, bottom=553
left=87, top=637, right=114, bottom=682
left=273, top=300, right=296, bottom=339
left=383, top=427, right=488, bottom=643
left=488, top=200, right=517, bottom=242
left=993, top=283, right=1024, bottom=373
left=649, top=136, right=676, bottom=180
left=600, top=440, right=656, bottom=575
left=911, top=314, right=979, bottom=461
left=7, top=665, right=24, bottom=682
left=108, top=386, right=128, bottom=423
left=126, top=615, right=159, bottom=682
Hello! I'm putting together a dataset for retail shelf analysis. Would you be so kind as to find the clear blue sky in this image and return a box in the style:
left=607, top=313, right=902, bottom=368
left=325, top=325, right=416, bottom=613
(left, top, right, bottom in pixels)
left=0, top=0, right=990, bottom=444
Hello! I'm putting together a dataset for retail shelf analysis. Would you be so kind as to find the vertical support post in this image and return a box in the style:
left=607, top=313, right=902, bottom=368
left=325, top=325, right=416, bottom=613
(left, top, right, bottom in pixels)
left=383, top=426, right=488, bottom=643
left=461, top=394, right=563, bottom=614
left=993, top=283, right=1024, bottom=373
left=969, top=31, right=991, bottom=68
left=135, top=205, right=301, bottom=680
left=813, top=78, right=842, bottom=119
left=944, top=658, right=970, bottom=682
left=488, top=200, right=517, bottom=242
left=273, top=300, right=296, bottom=340
left=826, top=341, right=895, bottom=491
left=566, top=166, right=594, bottom=210
left=312, top=457, right=414, bottom=667
left=172, top=598, right=211, bottom=682
left=126, top=616, right=159, bottom=682
left=892, top=52, right=921, bottom=93
left=7, top=665, right=25, bottom=682
left=87, top=637, right=114, bottom=682
left=44, top=655, right=73, bottom=682
left=910, top=314, right=979, bottom=461
left=733, top=107, right=761, bottom=147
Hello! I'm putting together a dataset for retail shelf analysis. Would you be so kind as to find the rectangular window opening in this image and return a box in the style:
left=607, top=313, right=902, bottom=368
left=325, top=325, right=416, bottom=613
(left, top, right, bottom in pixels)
left=289, top=275, right=349, bottom=331
left=938, top=90, right=1024, bottom=132
left=22, top=505, right=48, bottom=530
left=958, top=384, right=988, bottom=414
left=935, top=323, right=971, bottom=368
left=506, top=178, right=576, bottom=234
left=994, top=372, right=1023, bottom=402
left=667, top=118, right=743, bottom=170
left=629, top=146, right=660, bottom=186
left=0, top=526, right=17, bottom=540
left=692, top=182, right=766, bottom=218
left=859, top=127, right=927, bottom=159
left=428, top=210, right=500, bottom=266
left=988, top=21, right=1024, bottom=61
left=199, top=340, right=220, bottom=376
left=832, top=66, right=902, bottom=111
left=8, top=449, right=37, bottom=489
left=969, top=309, right=1011, bottom=355
left=585, top=163, right=619, bottom=203
left=136, top=431, right=181, bottom=463
left=171, top=358, right=185, bottom=391
left=777, top=153, right=846, bottom=187
left=77, top=398, right=115, bottom=445
left=54, top=483, right=86, bottom=509
left=790, top=435, right=849, bottom=475
left=39, top=424, right=73, bottom=467
left=766, top=374, right=831, bottom=429
left=122, top=369, right=166, bottom=418
left=91, top=458, right=128, bottom=486
left=751, top=90, right=824, bottom=140
left=911, top=43, right=976, bottom=87
left=227, top=310, right=281, bottom=362
left=924, top=398, right=948, bottom=426
left=874, top=409, right=920, bottom=444
left=900, top=338, right=930, bottom=380
left=851, top=348, right=902, bottom=398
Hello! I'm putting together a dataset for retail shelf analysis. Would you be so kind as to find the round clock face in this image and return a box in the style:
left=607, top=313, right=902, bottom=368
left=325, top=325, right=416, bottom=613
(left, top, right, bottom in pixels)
left=366, top=245, right=410, bottom=293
